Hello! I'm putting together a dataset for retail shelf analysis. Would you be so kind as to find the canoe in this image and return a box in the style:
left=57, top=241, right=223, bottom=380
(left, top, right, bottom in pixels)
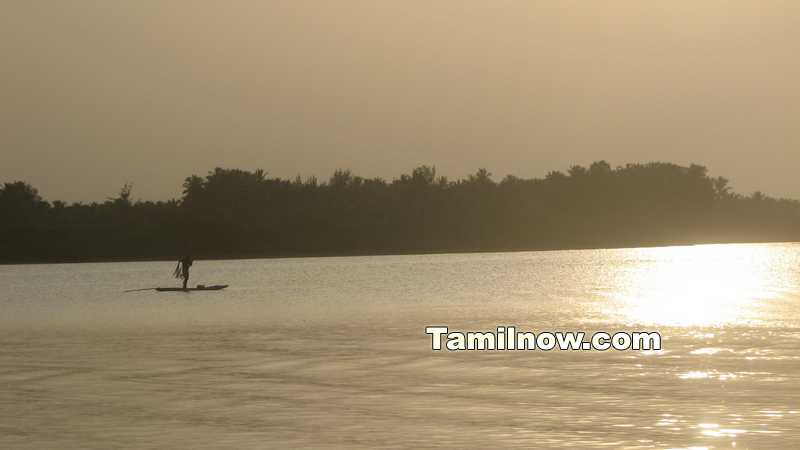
left=155, top=285, right=228, bottom=292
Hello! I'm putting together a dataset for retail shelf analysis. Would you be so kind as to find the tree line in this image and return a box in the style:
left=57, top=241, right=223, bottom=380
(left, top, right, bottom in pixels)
left=2, top=161, right=799, bottom=262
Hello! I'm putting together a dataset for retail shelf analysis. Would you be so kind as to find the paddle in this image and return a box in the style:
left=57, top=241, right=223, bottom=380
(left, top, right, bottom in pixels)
left=123, top=287, right=158, bottom=293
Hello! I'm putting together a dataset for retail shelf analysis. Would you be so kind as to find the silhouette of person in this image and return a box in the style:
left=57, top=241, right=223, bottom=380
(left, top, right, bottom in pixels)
left=176, top=255, right=194, bottom=289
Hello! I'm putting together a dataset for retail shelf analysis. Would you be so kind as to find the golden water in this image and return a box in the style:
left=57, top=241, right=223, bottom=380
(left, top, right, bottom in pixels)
left=2, top=243, right=799, bottom=449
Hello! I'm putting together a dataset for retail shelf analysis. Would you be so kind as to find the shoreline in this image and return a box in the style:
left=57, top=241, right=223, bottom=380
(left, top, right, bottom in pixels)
left=1, top=239, right=795, bottom=266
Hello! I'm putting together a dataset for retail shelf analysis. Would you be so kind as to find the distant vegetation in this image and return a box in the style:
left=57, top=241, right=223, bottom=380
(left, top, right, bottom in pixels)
left=2, top=161, right=799, bottom=262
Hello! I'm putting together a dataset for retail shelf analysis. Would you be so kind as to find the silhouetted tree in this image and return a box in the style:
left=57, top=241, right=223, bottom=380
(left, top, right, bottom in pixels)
left=2, top=161, right=800, bottom=262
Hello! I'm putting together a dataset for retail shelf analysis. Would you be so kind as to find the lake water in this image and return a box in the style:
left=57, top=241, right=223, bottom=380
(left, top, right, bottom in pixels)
left=2, top=243, right=800, bottom=449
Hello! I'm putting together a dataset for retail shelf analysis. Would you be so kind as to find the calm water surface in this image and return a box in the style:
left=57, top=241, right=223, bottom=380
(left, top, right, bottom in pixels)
left=2, top=243, right=800, bottom=449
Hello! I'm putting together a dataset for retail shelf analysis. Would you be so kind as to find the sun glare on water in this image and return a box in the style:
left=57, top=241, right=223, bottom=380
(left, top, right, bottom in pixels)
left=609, top=244, right=790, bottom=327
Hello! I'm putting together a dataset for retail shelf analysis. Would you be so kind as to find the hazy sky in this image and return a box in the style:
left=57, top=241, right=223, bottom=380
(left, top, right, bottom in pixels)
left=1, top=1, right=798, bottom=202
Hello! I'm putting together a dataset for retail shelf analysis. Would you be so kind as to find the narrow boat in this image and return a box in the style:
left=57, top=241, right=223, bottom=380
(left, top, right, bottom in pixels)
left=155, top=284, right=229, bottom=292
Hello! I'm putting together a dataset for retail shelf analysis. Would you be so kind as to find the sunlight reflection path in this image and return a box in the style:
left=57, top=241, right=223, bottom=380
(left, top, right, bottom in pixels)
left=606, top=244, right=796, bottom=326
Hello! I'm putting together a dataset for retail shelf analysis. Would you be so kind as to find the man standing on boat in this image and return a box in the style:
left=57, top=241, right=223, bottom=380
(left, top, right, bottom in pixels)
left=174, top=255, right=194, bottom=289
